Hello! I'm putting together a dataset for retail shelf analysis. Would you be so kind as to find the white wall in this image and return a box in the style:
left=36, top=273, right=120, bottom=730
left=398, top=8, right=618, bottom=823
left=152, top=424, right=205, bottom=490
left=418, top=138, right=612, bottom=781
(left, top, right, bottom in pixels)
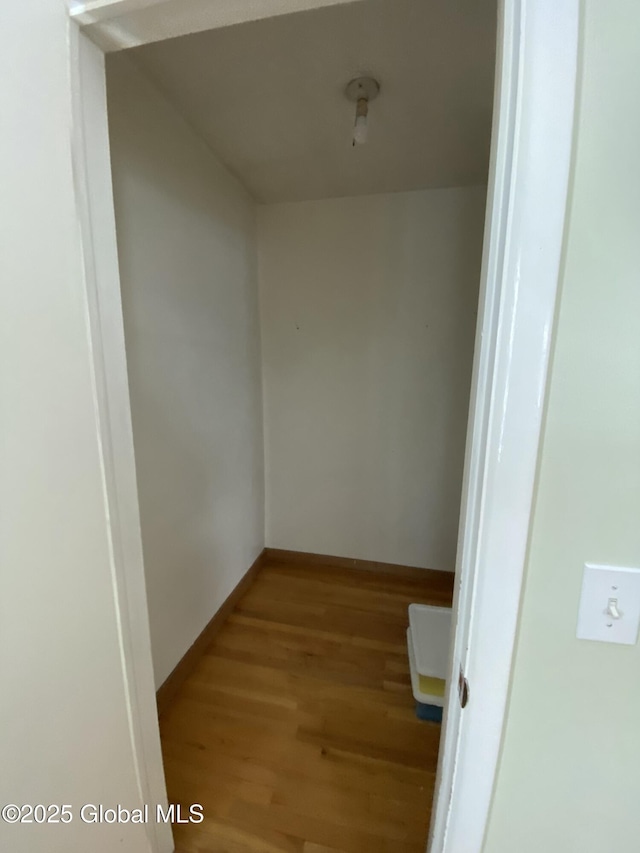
left=258, top=188, right=485, bottom=570
left=484, top=2, right=640, bottom=850
left=107, top=54, right=264, bottom=688
left=0, top=7, right=161, bottom=853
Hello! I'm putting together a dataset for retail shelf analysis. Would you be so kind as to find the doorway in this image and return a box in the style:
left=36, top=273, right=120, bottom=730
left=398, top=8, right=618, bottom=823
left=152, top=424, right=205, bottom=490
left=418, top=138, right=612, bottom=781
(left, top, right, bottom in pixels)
left=70, top=3, right=580, bottom=848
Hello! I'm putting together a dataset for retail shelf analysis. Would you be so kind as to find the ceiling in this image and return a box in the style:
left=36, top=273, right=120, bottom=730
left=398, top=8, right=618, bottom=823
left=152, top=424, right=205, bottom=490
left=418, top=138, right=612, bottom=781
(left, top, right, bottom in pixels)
left=125, top=0, right=497, bottom=203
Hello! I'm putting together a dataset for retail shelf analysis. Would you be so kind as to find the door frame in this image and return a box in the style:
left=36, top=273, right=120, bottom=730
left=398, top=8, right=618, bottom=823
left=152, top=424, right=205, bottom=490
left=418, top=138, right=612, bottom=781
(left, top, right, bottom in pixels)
left=428, top=3, right=579, bottom=851
left=69, top=26, right=174, bottom=853
left=68, top=2, right=580, bottom=851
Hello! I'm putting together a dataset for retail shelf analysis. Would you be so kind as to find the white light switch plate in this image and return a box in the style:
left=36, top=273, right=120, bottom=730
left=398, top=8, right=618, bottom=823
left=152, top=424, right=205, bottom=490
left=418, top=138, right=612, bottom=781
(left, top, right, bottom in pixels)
left=577, top=563, right=640, bottom=645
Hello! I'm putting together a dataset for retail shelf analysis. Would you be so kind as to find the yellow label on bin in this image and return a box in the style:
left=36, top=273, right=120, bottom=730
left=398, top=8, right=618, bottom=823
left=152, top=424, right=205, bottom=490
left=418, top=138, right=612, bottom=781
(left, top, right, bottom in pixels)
left=418, top=674, right=445, bottom=698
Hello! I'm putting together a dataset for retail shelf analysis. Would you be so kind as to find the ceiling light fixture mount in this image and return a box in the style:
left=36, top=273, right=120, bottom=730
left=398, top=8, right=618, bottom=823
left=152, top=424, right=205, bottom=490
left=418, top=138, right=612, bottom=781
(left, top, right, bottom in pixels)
left=345, top=76, right=380, bottom=146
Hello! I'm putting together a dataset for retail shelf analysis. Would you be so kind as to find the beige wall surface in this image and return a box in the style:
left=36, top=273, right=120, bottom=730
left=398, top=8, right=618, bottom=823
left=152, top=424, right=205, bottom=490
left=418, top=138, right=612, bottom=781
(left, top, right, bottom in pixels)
left=107, top=55, right=264, bottom=688
left=0, top=6, right=157, bottom=853
left=258, top=188, right=485, bottom=570
left=485, top=1, right=640, bottom=849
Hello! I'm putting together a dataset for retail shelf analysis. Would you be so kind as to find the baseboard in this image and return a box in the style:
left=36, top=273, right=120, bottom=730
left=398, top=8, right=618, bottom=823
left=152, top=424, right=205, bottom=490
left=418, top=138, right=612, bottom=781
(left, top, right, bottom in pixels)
left=156, top=548, right=266, bottom=717
left=263, top=547, right=454, bottom=585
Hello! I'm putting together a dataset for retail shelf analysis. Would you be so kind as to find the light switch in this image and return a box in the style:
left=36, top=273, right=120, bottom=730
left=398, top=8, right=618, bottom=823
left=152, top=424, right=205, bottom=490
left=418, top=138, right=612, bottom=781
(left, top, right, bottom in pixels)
left=577, top=563, right=640, bottom=644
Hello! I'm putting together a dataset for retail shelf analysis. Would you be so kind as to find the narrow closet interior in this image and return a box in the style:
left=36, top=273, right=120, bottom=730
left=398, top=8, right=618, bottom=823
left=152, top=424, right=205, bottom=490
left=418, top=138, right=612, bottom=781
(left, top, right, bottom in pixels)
left=105, top=0, right=495, bottom=849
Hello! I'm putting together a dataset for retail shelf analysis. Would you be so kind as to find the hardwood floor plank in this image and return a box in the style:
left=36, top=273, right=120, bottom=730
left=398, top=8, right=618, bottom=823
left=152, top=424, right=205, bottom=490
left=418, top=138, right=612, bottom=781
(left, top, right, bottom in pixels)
left=228, top=613, right=407, bottom=655
left=176, top=816, right=304, bottom=853
left=260, top=564, right=453, bottom=602
left=162, top=733, right=433, bottom=805
left=303, top=844, right=348, bottom=853
left=228, top=800, right=420, bottom=853
left=160, top=553, right=452, bottom=852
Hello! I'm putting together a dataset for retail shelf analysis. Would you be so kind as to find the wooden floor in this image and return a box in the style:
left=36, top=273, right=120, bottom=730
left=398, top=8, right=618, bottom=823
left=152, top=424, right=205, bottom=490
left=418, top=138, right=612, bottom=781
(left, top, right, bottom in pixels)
left=160, top=555, right=454, bottom=853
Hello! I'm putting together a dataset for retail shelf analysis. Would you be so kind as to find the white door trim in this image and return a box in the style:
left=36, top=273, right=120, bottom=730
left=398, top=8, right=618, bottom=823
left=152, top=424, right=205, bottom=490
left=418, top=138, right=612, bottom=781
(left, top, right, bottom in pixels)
left=68, top=0, right=366, bottom=52
left=429, top=2, right=579, bottom=851
left=70, top=2, right=580, bottom=852
left=69, top=26, right=174, bottom=853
